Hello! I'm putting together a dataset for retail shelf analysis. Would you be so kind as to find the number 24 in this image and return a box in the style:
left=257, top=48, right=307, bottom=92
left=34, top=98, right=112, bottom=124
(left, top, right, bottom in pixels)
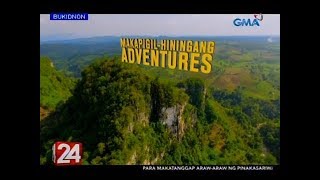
left=57, top=143, right=81, bottom=163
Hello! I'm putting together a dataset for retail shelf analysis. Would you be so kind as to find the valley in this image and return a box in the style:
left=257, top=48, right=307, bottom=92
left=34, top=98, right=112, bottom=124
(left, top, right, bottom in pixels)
left=40, top=36, right=280, bottom=165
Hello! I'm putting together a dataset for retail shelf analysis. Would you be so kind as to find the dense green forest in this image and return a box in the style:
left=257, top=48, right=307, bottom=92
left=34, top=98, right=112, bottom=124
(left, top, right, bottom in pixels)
left=40, top=37, right=280, bottom=165
left=40, top=57, right=76, bottom=119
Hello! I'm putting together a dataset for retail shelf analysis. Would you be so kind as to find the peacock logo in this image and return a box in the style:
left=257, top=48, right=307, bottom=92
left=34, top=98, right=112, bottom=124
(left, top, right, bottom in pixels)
left=254, top=14, right=263, bottom=21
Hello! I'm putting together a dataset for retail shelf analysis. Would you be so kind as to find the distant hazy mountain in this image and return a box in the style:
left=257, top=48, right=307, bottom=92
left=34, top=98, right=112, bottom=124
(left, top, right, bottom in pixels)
left=40, top=33, right=78, bottom=42
left=41, top=36, right=120, bottom=45
left=40, top=35, right=280, bottom=44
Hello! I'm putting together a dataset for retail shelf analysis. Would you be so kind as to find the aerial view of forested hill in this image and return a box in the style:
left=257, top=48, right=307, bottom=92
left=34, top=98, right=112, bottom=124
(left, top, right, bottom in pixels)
left=40, top=36, right=280, bottom=165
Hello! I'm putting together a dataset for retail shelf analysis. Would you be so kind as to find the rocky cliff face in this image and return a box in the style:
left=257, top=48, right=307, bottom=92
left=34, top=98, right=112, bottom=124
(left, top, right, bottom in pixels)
left=160, top=102, right=187, bottom=139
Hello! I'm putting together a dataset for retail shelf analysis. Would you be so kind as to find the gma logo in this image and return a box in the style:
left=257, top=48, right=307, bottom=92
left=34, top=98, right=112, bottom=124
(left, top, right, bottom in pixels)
left=233, top=18, right=260, bottom=26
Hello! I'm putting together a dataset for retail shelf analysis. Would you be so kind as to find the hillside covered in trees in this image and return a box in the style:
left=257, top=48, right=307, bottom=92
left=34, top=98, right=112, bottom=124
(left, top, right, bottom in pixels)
left=40, top=57, right=76, bottom=120
left=40, top=55, right=279, bottom=165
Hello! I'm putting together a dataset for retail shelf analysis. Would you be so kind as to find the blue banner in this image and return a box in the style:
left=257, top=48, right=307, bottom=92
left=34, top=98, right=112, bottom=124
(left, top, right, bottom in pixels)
left=50, top=13, right=88, bottom=20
